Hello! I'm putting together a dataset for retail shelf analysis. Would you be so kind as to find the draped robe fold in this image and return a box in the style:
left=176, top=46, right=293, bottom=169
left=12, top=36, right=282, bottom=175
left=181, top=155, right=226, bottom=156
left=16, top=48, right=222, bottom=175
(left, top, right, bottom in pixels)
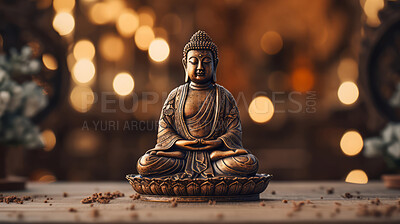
left=146, top=83, right=248, bottom=178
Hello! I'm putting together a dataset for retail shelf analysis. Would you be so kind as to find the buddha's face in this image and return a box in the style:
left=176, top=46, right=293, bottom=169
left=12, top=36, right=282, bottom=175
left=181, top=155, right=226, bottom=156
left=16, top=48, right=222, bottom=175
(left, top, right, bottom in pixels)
left=184, top=50, right=215, bottom=84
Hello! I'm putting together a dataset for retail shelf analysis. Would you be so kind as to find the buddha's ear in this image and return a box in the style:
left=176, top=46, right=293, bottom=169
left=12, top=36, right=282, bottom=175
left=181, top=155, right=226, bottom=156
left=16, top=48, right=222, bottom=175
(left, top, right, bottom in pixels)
left=213, top=59, right=218, bottom=82
left=182, top=58, right=189, bottom=82
left=182, top=58, right=187, bottom=71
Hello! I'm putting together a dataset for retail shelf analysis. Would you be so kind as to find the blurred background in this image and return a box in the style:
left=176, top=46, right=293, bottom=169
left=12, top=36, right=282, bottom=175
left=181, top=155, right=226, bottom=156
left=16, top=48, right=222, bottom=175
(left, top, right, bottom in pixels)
left=0, top=0, right=398, bottom=183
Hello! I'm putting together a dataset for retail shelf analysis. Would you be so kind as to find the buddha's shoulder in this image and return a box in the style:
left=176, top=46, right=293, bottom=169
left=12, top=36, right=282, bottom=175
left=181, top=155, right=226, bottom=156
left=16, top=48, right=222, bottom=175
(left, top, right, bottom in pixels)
left=166, top=84, right=187, bottom=99
left=215, top=84, right=235, bottom=101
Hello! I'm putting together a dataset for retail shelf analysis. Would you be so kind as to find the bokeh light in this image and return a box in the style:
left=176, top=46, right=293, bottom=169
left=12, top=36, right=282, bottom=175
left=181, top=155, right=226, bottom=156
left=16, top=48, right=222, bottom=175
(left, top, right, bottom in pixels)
left=345, top=169, right=368, bottom=184
left=116, top=9, right=139, bottom=38
left=291, top=67, right=315, bottom=92
left=89, top=1, right=125, bottom=25
left=66, top=130, right=100, bottom=157
left=260, top=31, right=283, bottom=55
left=72, top=59, right=95, bottom=84
left=36, top=0, right=52, bottom=10
left=41, top=129, right=56, bottom=152
left=67, top=52, right=76, bottom=72
left=69, top=86, right=95, bottom=113
left=134, top=26, right=155, bottom=51
left=248, top=96, right=275, bottom=123
left=99, top=34, right=124, bottom=61
left=338, top=81, right=359, bottom=105
left=53, top=0, right=75, bottom=12
left=338, top=58, right=358, bottom=82
left=113, top=72, right=134, bottom=96
left=340, top=130, right=364, bottom=156
left=89, top=2, right=110, bottom=25
left=161, top=14, right=182, bottom=35
left=31, top=169, right=57, bottom=183
left=42, top=54, right=58, bottom=70
left=363, top=0, right=384, bottom=27
left=52, top=12, right=75, bottom=36
left=73, top=39, right=95, bottom=60
left=148, top=38, right=170, bottom=62
left=138, top=7, right=155, bottom=27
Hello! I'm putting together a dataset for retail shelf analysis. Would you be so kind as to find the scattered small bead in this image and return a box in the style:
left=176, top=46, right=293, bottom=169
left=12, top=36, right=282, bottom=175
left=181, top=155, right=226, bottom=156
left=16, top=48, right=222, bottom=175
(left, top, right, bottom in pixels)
left=91, top=209, right=99, bottom=218
left=326, top=188, right=334, bottom=194
left=171, top=201, right=178, bottom=207
left=131, top=212, right=138, bottom=219
left=69, top=208, right=77, bottom=213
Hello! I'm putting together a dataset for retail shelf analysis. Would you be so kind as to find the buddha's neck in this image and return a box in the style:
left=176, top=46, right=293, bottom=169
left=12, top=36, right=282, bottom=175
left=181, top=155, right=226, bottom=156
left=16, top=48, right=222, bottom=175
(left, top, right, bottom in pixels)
left=189, top=82, right=213, bottom=90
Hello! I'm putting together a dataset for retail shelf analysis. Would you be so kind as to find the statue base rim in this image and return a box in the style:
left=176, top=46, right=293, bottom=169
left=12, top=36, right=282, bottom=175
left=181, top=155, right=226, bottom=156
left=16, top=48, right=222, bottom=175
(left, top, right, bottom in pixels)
left=139, top=194, right=259, bottom=202
left=126, top=174, right=272, bottom=201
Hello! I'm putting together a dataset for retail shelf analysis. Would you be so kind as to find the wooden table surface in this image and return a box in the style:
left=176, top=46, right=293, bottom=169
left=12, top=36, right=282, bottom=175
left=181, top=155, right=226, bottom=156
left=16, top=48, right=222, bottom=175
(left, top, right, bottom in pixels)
left=1, top=181, right=400, bottom=223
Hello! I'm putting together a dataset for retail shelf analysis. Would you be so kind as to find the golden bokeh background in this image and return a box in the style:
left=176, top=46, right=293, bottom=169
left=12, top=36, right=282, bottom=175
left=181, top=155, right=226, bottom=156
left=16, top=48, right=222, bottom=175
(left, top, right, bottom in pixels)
left=0, top=0, right=390, bottom=183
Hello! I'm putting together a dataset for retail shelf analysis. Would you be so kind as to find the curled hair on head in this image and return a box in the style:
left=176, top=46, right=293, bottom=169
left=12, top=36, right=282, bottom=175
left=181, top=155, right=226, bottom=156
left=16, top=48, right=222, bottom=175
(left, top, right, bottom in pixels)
left=182, top=31, right=219, bottom=82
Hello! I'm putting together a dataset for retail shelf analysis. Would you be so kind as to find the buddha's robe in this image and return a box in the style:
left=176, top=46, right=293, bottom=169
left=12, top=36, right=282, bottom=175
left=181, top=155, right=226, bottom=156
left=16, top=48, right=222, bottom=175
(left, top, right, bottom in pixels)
left=137, top=83, right=258, bottom=178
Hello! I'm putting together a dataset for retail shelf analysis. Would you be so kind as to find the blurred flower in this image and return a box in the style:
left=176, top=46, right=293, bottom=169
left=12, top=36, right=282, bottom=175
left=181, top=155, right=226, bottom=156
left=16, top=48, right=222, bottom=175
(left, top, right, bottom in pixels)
left=364, top=137, right=385, bottom=158
left=390, top=83, right=400, bottom=107
left=388, top=142, right=400, bottom=159
left=0, top=91, right=11, bottom=116
left=364, top=123, right=400, bottom=171
left=0, top=46, right=47, bottom=149
left=0, top=69, right=6, bottom=83
left=22, top=82, right=48, bottom=117
left=381, top=123, right=395, bottom=143
left=6, top=83, right=23, bottom=113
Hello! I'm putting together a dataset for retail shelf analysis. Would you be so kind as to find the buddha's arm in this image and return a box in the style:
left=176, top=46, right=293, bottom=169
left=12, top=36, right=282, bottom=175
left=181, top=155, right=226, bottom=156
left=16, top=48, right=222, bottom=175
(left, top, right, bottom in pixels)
left=154, top=88, right=185, bottom=150
left=217, top=91, right=244, bottom=151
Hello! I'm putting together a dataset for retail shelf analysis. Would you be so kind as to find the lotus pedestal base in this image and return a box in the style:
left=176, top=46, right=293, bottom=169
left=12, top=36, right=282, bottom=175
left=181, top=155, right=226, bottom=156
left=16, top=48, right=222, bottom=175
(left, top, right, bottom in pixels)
left=126, top=174, right=272, bottom=202
left=139, top=194, right=260, bottom=202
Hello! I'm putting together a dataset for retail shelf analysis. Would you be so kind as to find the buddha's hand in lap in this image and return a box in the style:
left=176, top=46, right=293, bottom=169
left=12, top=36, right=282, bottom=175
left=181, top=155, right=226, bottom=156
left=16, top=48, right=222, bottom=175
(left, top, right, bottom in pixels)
left=175, top=139, right=200, bottom=151
left=210, top=149, right=248, bottom=161
left=175, top=138, right=222, bottom=151
left=150, top=150, right=185, bottom=159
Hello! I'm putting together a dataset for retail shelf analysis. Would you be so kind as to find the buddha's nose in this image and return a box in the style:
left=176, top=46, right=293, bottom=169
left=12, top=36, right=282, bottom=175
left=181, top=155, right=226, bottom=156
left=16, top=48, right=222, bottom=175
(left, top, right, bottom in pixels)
left=197, top=62, right=204, bottom=70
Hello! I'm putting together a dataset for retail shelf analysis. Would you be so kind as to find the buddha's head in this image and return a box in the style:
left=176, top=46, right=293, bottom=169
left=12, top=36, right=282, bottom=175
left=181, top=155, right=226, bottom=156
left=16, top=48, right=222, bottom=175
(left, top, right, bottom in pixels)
left=182, top=30, right=218, bottom=84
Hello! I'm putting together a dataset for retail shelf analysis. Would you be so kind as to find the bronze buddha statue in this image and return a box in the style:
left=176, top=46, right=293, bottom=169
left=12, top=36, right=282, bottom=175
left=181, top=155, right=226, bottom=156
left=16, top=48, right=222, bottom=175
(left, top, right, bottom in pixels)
left=137, top=31, right=259, bottom=179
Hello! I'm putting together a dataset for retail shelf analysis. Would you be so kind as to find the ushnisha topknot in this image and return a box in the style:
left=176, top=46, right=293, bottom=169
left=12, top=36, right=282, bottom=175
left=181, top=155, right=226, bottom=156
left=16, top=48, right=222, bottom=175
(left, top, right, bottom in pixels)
left=183, top=30, right=219, bottom=68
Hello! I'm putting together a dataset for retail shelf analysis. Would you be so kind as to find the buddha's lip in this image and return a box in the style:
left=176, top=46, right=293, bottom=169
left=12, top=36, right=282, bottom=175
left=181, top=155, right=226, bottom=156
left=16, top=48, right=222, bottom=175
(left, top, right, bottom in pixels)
left=196, top=72, right=205, bottom=76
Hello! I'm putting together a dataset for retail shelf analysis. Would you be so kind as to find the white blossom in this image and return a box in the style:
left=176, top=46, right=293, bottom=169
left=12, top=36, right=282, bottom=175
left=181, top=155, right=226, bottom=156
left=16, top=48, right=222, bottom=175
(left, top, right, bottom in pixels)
left=393, top=124, right=400, bottom=141
left=0, top=69, right=6, bottom=83
left=21, top=46, right=32, bottom=59
left=381, top=123, right=396, bottom=143
left=390, top=83, right=400, bottom=107
left=0, top=91, right=11, bottom=117
left=364, top=137, right=385, bottom=158
left=28, top=60, right=41, bottom=73
left=6, top=83, right=23, bottom=112
left=0, top=45, right=47, bottom=149
left=0, top=55, right=6, bottom=67
left=23, top=82, right=47, bottom=117
left=388, top=142, right=400, bottom=159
